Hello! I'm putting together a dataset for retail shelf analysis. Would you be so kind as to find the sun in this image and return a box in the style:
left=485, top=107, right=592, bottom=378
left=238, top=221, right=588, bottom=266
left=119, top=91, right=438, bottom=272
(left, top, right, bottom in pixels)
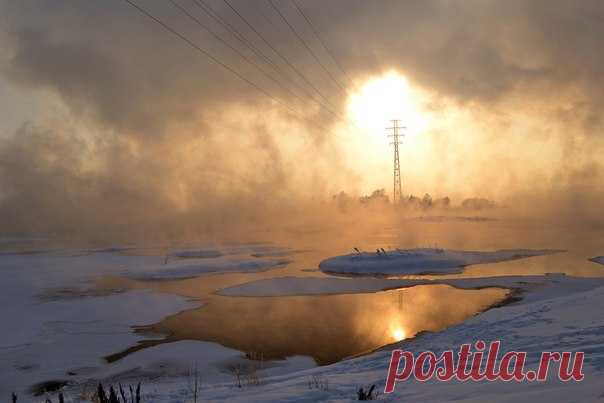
left=346, top=71, right=429, bottom=138
left=337, top=70, right=435, bottom=195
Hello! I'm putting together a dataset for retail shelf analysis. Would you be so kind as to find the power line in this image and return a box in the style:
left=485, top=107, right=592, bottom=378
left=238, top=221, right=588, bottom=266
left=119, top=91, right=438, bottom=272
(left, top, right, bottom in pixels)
left=192, top=0, right=281, bottom=75
left=173, top=0, right=345, bottom=124
left=121, top=0, right=327, bottom=129
left=169, top=0, right=307, bottom=105
left=257, top=0, right=366, bottom=132
left=190, top=0, right=342, bottom=120
left=290, top=0, right=352, bottom=85
left=266, top=0, right=347, bottom=94
left=122, top=0, right=261, bottom=95
left=221, top=0, right=340, bottom=111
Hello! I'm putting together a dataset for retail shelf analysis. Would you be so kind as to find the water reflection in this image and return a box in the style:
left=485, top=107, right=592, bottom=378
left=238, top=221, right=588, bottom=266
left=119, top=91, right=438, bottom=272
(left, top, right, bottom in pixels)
left=96, top=218, right=602, bottom=364
left=107, top=285, right=508, bottom=365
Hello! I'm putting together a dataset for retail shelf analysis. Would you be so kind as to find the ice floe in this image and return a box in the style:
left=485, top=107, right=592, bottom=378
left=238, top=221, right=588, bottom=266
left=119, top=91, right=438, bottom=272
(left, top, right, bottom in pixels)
left=319, top=248, right=561, bottom=276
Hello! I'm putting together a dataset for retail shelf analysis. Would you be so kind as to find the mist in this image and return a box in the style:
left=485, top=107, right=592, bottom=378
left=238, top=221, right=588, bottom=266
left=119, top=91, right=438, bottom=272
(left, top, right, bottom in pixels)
left=1, top=0, right=603, bottom=241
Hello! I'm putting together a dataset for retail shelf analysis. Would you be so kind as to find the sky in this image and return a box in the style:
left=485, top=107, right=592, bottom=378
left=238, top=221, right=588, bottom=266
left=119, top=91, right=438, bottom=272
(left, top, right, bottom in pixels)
left=0, top=0, right=603, bottom=239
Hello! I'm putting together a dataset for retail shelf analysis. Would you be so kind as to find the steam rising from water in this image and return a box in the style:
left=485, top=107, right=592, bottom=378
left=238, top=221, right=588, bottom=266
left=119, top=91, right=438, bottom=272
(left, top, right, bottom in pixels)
left=1, top=1, right=604, bottom=240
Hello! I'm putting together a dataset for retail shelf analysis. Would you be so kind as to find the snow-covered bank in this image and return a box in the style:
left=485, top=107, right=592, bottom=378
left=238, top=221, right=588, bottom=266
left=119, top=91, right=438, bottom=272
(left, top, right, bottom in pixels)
left=0, top=243, right=292, bottom=398
left=124, top=245, right=292, bottom=280
left=169, top=249, right=224, bottom=259
left=0, top=287, right=199, bottom=398
left=5, top=242, right=603, bottom=402
left=126, top=256, right=290, bottom=280
left=149, top=278, right=604, bottom=402
left=217, top=274, right=603, bottom=300
left=80, top=341, right=316, bottom=395
left=319, top=248, right=561, bottom=276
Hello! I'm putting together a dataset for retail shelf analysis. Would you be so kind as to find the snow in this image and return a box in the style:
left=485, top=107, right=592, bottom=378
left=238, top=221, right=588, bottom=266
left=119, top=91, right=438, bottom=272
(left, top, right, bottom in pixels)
left=148, top=278, right=604, bottom=403
left=123, top=245, right=292, bottom=280
left=590, top=256, right=604, bottom=265
left=127, top=256, right=290, bottom=280
left=169, top=249, right=224, bottom=259
left=319, top=248, right=561, bottom=276
left=3, top=243, right=604, bottom=402
left=0, top=243, right=293, bottom=398
left=88, top=341, right=316, bottom=389
left=249, top=247, right=297, bottom=258
left=217, top=274, right=602, bottom=299
left=0, top=286, right=199, bottom=397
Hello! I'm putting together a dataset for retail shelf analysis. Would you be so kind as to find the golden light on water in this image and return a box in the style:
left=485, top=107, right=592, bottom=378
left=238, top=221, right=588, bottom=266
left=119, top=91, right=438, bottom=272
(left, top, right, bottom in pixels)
left=392, top=327, right=406, bottom=341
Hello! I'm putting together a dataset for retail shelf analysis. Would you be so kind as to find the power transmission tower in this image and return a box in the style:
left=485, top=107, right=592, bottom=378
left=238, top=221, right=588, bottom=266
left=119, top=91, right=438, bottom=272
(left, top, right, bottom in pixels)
left=386, top=120, right=405, bottom=204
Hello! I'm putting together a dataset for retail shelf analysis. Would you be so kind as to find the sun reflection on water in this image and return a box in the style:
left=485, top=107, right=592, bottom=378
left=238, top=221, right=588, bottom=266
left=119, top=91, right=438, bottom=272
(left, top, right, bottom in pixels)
left=391, top=327, right=406, bottom=341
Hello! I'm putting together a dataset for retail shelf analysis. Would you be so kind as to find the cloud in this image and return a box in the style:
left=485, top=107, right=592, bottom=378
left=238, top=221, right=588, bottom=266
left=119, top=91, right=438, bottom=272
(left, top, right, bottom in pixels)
left=0, top=0, right=603, bottom=238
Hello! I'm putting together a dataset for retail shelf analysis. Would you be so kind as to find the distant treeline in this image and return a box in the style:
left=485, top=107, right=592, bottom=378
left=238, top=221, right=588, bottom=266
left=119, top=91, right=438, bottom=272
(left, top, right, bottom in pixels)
left=332, top=189, right=496, bottom=211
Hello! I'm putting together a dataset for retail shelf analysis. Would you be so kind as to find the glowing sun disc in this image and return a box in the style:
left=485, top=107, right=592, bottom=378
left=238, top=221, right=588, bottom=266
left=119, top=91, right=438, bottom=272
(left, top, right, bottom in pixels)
left=346, top=71, right=429, bottom=138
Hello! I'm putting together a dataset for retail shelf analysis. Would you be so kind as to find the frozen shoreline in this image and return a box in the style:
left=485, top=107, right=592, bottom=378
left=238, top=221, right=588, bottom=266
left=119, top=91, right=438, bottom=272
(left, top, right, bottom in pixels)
left=217, top=273, right=603, bottom=302
left=124, top=254, right=604, bottom=402
left=3, top=247, right=604, bottom=402
left=0, top=244, right=293, bottom=398
left=146, top=274, right=604, bottom=402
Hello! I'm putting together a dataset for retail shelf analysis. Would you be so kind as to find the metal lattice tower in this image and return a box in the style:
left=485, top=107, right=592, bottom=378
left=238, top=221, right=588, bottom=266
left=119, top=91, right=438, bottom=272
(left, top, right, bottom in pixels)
left=386, top=120, right=405, bottom=204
